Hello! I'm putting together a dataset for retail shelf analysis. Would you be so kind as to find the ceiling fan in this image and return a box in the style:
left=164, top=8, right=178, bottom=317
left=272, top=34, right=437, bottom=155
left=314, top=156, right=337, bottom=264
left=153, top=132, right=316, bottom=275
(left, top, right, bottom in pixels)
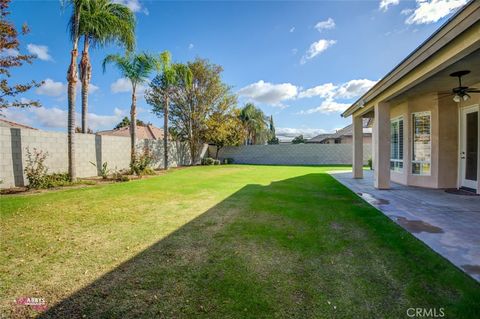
left=449, top=70, right=480, bottom=102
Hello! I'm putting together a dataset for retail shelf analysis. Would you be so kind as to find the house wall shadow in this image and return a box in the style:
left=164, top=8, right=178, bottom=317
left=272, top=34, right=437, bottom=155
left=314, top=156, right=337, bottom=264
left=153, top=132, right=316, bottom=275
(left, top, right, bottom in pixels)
left=10, top=128, right=24, bottom=186
left=37, top=174, right=327, bottom=318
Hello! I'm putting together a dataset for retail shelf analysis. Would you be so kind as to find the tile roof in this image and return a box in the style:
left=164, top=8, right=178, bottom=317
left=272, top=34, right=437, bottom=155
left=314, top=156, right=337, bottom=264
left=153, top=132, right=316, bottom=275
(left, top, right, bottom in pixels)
left=307, top=118, right=372, bottom=143
left=96, top=124, right=165, bottom=140
left=0, top=118, right=37, bottom=130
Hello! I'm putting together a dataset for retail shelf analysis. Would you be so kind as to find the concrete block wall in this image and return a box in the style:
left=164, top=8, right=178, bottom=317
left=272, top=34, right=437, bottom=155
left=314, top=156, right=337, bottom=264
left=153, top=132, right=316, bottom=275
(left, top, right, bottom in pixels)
left=209, top=144, right=372, bottom=166
left=0, top=127, right=193, bottom=188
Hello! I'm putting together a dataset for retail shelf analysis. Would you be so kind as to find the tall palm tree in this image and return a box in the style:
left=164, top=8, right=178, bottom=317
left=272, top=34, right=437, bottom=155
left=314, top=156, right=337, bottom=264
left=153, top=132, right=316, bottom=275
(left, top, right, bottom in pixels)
left=102, top=52, right=159, bottom=164
left=146, top=52, right=192, bottom=170
left=73, top=0, right=135, bottom=133
left=64, top=0, right=82, bottom=181
left=239, top=103, right=268, bottom=145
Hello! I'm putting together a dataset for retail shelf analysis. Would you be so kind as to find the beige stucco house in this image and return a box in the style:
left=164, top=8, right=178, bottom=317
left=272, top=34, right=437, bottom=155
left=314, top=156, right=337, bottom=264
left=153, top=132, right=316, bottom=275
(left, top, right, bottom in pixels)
left=342, top=1, right=480, bottom=194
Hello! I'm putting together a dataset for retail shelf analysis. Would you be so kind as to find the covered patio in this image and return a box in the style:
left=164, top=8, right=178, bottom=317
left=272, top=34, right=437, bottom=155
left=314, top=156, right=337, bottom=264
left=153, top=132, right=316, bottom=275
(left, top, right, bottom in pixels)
left=331, top=170, right=480, bottom=282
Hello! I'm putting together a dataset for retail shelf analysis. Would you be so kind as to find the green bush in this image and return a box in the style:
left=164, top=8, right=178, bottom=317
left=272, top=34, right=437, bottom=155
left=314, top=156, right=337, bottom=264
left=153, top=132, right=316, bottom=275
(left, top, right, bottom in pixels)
left=131, top=146, right=155, bottom=176
left=368, top=158, right=373, bottom=170
left=90, top=161, right=110, bottom=179
left=201, top=157, right=215, bottom=165
left=223, top=158, right=234, bottom=164
left=213, top=159, right=221, bottom=165
left=24, top=148, right=50, bottom=189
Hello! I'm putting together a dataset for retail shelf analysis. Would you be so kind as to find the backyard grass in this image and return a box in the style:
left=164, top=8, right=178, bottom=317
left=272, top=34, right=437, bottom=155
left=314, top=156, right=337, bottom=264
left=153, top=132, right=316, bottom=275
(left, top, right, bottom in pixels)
left=1, top=165, right=479, bottom=318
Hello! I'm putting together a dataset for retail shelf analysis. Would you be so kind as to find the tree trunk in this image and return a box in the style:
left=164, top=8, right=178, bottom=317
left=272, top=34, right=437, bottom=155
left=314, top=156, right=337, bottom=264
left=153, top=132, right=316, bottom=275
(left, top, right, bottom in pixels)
left=215, top=146, right=220, bottom=159
left=67, top=9, right=80, bottom=182
left=130, top=84, right=137, bottom=165
left=80, top=36, right=91, bottom=133
left=163, top=95, right=169, bottom=170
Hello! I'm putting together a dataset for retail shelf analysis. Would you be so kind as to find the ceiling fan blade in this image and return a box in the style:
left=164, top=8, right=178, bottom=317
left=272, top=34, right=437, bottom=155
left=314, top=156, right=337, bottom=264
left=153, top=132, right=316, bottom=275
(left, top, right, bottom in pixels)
left=466, top=88, right=480, bottom=93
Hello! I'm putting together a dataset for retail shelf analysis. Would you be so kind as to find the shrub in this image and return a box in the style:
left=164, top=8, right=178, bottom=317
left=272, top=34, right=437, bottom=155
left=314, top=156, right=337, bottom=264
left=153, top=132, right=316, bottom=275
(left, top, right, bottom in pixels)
left=143, top=167, right=156, bottom=175
left=24, top=148, right=49, bottom=189
left=90, top=161, right=110, bottom=179
left=112, top=167, right=130, bottom=182
left=368, top=158, right=373, bottom=170
left=213, top=159, right=221, bottom=165
left=223, top=158, right=234, bottom=164
left=201, top=157, right=215, bottom=165
left=131, top=146, right=155, bottom=176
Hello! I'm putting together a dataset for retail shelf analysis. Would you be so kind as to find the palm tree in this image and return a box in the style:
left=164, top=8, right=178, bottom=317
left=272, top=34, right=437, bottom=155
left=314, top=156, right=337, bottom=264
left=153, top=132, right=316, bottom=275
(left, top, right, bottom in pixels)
left=73, top=0, right=135, bottom=133
left=146, top=52, right=192, bottom=170
left=239, top=103, right=268, bottom=145
left=102, top=52, right=159, bottom=164
left=64, top=0, right=82, bottom=181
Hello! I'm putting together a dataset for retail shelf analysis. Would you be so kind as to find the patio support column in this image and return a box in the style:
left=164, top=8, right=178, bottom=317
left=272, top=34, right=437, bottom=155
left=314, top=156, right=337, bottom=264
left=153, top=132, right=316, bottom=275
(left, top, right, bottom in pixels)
left=353, top=115, right=363, bottom=179
left=373, top=102, right=390, bottom=189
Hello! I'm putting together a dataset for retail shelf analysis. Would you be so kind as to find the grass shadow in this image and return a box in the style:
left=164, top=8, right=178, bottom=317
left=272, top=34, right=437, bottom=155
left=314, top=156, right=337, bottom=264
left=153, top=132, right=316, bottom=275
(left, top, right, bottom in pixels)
left=32, top=173, right=480, bottom=318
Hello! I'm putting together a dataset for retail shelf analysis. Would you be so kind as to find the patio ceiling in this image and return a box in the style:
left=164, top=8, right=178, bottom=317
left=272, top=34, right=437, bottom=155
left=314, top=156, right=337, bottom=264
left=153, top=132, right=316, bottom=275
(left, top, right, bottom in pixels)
left=388, top=48, right=480, bottom=103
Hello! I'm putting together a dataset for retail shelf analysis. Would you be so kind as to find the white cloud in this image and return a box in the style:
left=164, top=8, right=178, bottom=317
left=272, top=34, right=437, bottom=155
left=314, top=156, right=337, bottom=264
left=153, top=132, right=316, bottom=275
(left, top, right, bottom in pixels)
left=291, top=48, right=298, bottom=55
left=379, top=0, right=400, bottom=12
left=5, top=106, right=126, bottom=130
left=238, top=80, right=298, bottom=106
left=405, top=0, right=467, bottom=25
left=298, top=79, right=376, bottom=100
left=112, top=0, right=145, bottom=13
left=36, top=78, right=65, bottom=96
left=401, top=8, right=414, bottom=15
left=289, top=26, right=295, bottom=33
left=0, top=48, right=19, bottom=57
left=300, top=39, right=336, bottom=64
left=36, top=78, right=99, bottom=97
left=334, top=79, right=377, bottom=99
left=314, top=18, right=335, bottom=32
left=110, top=77, right=146, bottom=96
left=27, top=44, right=52, bottom=61
left=298, top=83, right=337, bottom=99
left=188, top=43, right=194, bottom=50
left=298, top=99, right=351, bottom=114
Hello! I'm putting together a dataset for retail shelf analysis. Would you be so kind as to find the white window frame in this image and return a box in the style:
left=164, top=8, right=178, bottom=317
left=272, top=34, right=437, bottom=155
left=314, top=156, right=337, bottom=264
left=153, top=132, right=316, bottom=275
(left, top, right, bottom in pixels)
left=412, top=111, right=432, bottom=176
left=390, top=116, right=404, bottom=172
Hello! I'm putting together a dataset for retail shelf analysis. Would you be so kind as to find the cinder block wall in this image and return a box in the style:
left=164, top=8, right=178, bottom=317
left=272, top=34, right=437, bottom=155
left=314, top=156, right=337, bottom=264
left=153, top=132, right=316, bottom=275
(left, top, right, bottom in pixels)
left=0, top=127, right=192, bottom=188
left=209, top=144, right=372, bottom=166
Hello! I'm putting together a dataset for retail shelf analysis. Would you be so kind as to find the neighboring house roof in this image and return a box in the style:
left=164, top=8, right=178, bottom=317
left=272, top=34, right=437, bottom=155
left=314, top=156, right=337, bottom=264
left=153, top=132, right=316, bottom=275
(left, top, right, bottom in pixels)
left=341, top=0, right=479, bottom=118
left=97, top=124, right=164, bottom=140
left=307, top=118, right=372, bottom=143
left=0, top=118, right=37, bottom=130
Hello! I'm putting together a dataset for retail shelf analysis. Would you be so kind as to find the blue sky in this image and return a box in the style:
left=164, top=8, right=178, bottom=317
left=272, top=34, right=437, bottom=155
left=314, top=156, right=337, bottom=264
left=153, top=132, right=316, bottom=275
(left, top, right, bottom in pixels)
left=4, top=0, right=468, bottom=140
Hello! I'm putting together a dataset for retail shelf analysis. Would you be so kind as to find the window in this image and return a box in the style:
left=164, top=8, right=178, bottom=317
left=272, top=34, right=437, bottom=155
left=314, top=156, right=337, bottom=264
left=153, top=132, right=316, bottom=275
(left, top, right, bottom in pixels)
left=412, top=112, right=431, bottom=175
left=390, top=117, right=403, bottom=172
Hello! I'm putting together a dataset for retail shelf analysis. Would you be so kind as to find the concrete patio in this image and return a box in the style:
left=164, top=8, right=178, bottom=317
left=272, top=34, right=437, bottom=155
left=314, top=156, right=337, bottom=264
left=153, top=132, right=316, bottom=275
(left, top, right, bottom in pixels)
left=330, top=170, right=480, bottom=282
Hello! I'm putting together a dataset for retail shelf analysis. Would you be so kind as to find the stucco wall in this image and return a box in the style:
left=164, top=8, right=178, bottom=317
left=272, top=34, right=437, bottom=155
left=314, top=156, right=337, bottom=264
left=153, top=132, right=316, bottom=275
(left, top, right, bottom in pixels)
left=209, top=144, right=372, bottom=166
left=386, top=87, right=479, bottom=189
left=0, top=127, right=192, bottom=188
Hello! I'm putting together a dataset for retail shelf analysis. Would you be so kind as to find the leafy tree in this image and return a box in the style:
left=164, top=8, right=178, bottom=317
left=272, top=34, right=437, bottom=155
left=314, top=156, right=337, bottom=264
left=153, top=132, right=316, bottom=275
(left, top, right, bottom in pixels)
left=292, top=135, right=306, bottom=144
left=146, top=51, right=192, bottom=170
left=114, top=116, right=145, bottom=129
left=0, top=0, right=42, bottom=110
left=72, top=0, right=135, bottom=133
left=205, top=108, right=245, bottom=159
left=267, top=115, right=279, bottom=144
left=157, top=58, right=233, bottom=164
left=103, top=52, right=159, bottom=164
left=239, top=103, right=269, bottom=145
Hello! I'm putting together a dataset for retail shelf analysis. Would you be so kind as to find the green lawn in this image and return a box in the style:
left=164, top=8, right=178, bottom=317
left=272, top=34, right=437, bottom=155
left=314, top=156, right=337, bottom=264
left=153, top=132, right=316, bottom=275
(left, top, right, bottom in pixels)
left=1, top=165, right=479, bottom=318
